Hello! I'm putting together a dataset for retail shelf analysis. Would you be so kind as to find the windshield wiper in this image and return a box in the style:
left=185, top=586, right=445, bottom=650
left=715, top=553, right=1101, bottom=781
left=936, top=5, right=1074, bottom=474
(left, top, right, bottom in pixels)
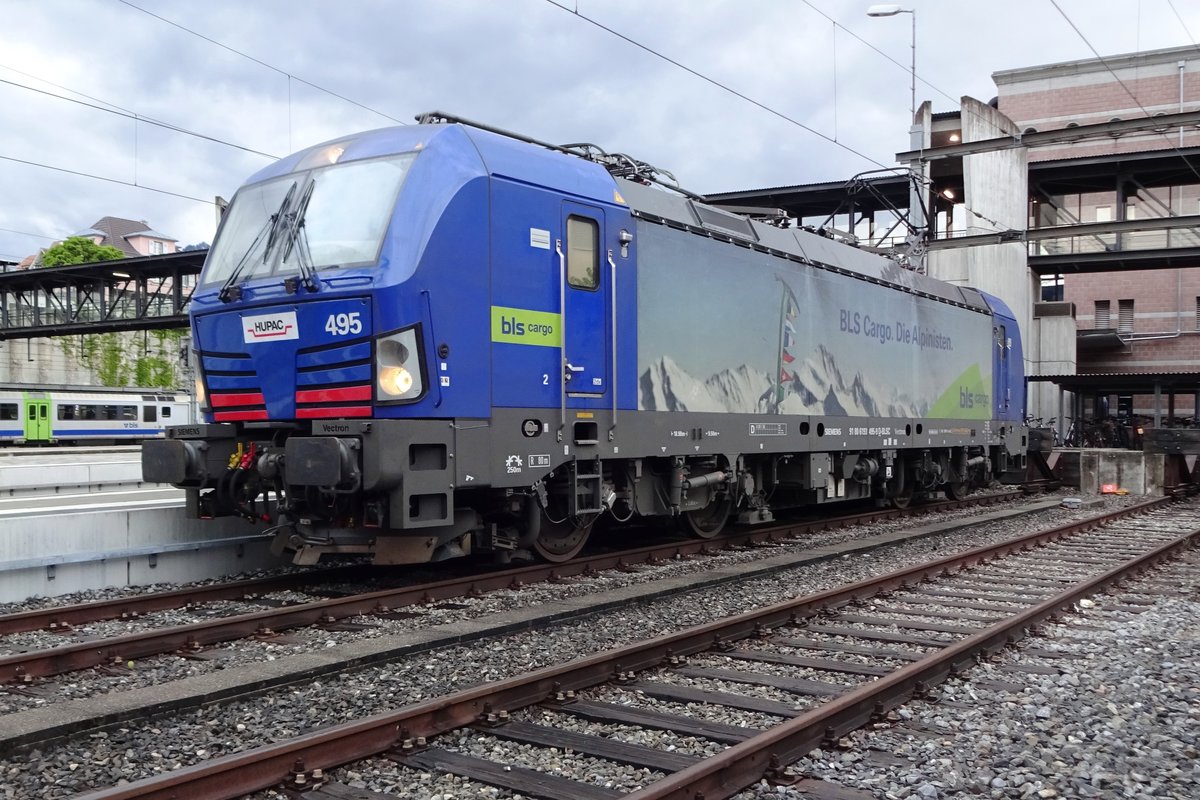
left=281, top=178, right=319, bottom=294
left=218, top=181, right=297, bottom=304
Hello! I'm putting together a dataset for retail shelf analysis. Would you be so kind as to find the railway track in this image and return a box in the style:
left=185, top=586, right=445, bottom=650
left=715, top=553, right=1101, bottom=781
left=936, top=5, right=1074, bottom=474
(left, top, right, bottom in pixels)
left=0, top=490, right=1023, bottom=686
left=67, top=496, right=1195, bottom=800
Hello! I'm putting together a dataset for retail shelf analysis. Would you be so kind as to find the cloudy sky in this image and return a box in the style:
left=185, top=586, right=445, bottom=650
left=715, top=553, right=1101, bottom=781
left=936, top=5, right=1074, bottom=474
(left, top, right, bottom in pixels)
left=3, top=0, right=1199, bottom=262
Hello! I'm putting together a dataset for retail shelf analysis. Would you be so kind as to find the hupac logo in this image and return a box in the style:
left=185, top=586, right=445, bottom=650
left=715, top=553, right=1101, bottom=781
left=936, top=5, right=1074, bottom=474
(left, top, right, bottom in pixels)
left=243, top=311, right=300, bottom=343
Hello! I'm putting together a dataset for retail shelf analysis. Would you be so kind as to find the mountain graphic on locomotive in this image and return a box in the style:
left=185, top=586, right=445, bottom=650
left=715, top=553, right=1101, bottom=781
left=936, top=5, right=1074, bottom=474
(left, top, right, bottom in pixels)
left=141, top=112, right=1028, bottom=565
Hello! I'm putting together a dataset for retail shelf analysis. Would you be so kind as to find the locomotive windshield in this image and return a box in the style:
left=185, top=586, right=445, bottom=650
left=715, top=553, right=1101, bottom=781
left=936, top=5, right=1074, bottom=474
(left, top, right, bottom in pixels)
left=202, top=152, right=417, bottom=286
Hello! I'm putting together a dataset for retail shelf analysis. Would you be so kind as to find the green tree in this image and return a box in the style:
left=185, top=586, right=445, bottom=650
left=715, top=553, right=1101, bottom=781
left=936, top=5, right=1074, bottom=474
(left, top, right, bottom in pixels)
left=41, top=236, right=124, bottom=267
left=44, top=236, right=183, bottom=388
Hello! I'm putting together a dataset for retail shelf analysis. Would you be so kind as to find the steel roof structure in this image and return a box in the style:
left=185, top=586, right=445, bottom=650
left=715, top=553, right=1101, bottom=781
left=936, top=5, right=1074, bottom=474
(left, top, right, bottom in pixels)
left=0, top=249, right=206, bottom=340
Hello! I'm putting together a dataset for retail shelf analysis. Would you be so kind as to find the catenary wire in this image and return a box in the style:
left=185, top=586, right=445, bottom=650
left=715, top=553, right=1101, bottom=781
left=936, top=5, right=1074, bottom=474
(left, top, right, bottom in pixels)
left=116, top=0, right=407, bottom=126
left=0, top=225, right=57, bottom=241
left=0, top=76, right=280, bottom=161
left=1166, top=0, right=1198, bottom=46
left=541, top=0, right=891, bottom=171
left=0, top=154, right=216, bottom=206
left=1049, top=0, right=1200, bottom=183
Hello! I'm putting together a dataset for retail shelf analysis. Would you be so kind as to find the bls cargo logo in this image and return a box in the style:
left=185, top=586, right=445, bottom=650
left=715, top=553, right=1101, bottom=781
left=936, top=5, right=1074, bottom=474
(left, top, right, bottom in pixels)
left=243, top=311, right=299, bottom=343
left=491, top=306, right=561, bottom=347
left=959, top=386, right=991, bottom=408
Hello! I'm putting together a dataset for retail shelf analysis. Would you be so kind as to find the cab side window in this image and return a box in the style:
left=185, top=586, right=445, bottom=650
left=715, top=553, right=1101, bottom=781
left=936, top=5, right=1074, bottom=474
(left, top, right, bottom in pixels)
left=566, top=216, right=599, bottom=290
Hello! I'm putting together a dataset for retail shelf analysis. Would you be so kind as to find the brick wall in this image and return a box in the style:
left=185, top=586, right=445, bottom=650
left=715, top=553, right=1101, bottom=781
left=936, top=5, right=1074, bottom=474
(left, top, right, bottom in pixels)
left=997, top=47, right=1200, bottom=395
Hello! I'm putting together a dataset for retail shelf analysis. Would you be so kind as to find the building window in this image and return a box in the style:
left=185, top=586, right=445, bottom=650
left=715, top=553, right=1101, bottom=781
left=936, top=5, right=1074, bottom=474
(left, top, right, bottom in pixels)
left=1117, top=299, right=1134, bottom=334
left=1195, top=297, right=1200, bottom=331
left=1095, top=300, right=1111, bottom=329
left=1095, top=206, right=1112, bottom=223
left=150, top=240, right=164, bottom=255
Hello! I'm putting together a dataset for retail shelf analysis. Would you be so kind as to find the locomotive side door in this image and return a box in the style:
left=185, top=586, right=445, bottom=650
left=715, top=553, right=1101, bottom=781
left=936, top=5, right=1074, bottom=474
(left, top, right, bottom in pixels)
left=993, top=324, right=1009, bottom=416
left=23, top=396, right=50, bottom=442
left=559, top=202, right=610, bottom=402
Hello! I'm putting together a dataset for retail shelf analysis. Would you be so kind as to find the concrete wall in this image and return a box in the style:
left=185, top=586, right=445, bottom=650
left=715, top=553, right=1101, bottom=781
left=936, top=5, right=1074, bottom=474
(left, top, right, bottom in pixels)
left=1078, top=450, right=1164, bottom=496
left=996, top=44, right=1200, bottom=420
left=0, top=507, right=278, bottom=602
left=928, top=97, right=1039, bottom=410
left=995, top=45, right=1200, bottom=163
left=1, top=338, right=96, bottom=385
left=0, top=330, right=184, bottom=386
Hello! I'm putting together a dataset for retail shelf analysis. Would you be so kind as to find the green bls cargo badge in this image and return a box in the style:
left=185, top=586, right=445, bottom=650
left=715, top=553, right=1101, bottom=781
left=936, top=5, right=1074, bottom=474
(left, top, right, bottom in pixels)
left=490, top=306, right=562, bottom=347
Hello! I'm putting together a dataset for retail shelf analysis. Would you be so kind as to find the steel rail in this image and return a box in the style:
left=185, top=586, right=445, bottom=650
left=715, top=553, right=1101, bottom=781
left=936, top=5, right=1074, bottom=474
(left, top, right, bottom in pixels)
left=0, top=491, right=1019, bottom=639
left=72, top=496, right=1170, bottom=800
left=0, top=491, right=1022, bottom=683
left=0, top=565, right=362, bottom=636
left=627, top=511, right=1197, bottom=798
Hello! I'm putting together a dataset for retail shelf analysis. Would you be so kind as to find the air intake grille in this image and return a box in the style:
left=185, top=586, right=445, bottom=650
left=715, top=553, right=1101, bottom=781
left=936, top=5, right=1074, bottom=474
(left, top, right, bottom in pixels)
left=294, top=338, right=373, bottom=418
left=202, top=352, right=267, bottom=421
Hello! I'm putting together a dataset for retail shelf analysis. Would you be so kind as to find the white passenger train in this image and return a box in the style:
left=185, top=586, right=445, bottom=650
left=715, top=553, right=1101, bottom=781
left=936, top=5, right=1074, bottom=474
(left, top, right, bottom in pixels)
left=0, top=385, right=192, bottom=445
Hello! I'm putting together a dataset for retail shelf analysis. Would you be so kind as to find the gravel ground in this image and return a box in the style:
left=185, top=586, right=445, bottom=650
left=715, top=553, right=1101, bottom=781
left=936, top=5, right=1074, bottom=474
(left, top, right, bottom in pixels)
left=0, top=493, right=1177, bottom=799
left=0, top=491, right=1046, bottom=714
left=740, top=548, right=1200, bottom=800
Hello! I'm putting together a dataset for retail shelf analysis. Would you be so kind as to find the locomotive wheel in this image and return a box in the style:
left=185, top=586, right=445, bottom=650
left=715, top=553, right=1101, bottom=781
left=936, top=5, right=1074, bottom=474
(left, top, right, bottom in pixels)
left=683, top=496, right=732, bottom=539
left=889, top=484, right=914, bottom=509
left=533, top=515, right=594, bottom=562
left=944, top=481, right=969, bottom=500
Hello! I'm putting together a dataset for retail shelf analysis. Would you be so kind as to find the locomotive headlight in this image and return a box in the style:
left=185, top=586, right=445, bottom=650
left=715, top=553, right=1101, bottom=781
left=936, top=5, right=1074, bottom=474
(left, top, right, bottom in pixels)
left=188, top=345, right=210, bottom=413
left=379, top=365, right=414, bottom=395
left=194, top=377, right=207, bottom=409
left=375, top=326, right=424, bottom=402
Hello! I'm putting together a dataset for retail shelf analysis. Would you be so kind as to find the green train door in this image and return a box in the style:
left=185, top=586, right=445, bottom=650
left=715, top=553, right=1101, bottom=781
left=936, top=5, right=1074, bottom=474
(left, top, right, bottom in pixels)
left=23, top=396, right=50, bottom=443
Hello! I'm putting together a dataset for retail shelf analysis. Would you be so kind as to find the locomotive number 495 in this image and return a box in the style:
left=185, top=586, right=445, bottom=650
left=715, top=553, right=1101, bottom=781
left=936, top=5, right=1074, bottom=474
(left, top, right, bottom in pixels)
left=325, top=312, right=363, bottom=336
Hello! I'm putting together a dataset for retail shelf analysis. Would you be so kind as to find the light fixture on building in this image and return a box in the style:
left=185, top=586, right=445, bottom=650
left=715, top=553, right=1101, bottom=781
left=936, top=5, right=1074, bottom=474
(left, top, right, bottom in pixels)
left=948, top=132, right=961, bottom=142
left=941, top=188, right=956, bottom=200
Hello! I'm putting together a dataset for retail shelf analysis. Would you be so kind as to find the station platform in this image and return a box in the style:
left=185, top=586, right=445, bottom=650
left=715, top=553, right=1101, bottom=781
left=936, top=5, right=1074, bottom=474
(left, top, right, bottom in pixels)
left=1044, top=430, right=1200, bottom=496
left=0, top=449, right=278, bottom=602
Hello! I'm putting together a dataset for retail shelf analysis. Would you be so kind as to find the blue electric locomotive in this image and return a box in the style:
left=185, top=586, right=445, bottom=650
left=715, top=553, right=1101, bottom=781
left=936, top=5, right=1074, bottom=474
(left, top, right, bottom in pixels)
left=142, top=113, right=1027, bottom=565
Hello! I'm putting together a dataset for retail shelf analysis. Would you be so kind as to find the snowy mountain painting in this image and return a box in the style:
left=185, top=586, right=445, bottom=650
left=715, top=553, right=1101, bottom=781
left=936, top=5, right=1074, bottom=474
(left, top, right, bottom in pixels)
left=634, top=223, right=991, bottom=420
left=639, top=345, right=924, bottom=417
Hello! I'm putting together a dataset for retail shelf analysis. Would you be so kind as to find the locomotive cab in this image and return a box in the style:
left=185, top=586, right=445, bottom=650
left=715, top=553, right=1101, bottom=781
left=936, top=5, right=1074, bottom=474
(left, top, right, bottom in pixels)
left=143, top=121, right=632, bottom=564
left=145, top=114, right=1029, bottom=567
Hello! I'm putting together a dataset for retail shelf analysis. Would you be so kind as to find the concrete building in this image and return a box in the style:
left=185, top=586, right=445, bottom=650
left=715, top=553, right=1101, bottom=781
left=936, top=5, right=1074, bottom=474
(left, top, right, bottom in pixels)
left=72, top=216, right=179, bottom=258
left=713, top=45, right=1200, bottom=440
left=995, top=46, right=1200, bottom=424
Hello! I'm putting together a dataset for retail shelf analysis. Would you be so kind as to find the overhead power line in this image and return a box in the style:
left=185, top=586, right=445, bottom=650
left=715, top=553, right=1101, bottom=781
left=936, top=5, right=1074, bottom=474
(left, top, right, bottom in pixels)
left=0, top=154, right=216, bottom=206
left=1049, top=0, right=1200, bottom=183
left=1166, top=0, right=1198, bottom=46
left=541, top=0, right=890, bottom=171
left=0, top=226, right=57, bottom=242
left=0, top=75, right=280, bottom=160
left=800, top=0, right=959, bottom=108
left=116, top=0, right=407, bottom=127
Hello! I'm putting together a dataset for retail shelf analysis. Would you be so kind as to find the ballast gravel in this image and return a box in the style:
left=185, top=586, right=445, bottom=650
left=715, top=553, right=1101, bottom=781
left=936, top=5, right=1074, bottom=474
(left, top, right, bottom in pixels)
left=737, top=550, right=1200, bottom=800
left=0, top=490, right=1043, bottom=715
left=2, top=494, right=1191, bottom=799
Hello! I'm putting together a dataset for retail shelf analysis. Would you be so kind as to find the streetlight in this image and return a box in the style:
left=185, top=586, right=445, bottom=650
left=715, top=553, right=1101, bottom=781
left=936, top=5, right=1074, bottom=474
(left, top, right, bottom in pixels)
left=866, top=4, right=916, bottom=121
left=868, top=3, right=925, bottom=273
